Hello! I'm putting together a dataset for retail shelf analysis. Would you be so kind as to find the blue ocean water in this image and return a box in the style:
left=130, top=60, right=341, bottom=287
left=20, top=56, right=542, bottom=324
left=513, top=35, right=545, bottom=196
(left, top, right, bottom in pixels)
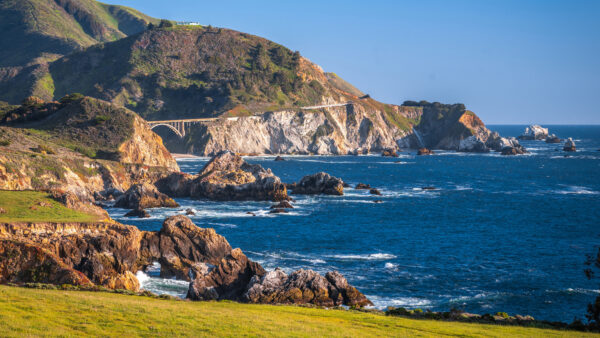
left=109, top=125, right=600, bottom=322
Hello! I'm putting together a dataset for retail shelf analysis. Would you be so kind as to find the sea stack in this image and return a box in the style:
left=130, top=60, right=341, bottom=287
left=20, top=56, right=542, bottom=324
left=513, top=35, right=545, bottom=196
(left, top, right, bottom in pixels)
left=563, top=138, right=576, bottom=152
left=518, top=125, right=549, bottom=140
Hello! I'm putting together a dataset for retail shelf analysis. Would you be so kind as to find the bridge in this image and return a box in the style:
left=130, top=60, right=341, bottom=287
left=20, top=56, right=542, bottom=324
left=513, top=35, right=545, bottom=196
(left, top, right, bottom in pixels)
left=147, top=102, right=355, bottom=138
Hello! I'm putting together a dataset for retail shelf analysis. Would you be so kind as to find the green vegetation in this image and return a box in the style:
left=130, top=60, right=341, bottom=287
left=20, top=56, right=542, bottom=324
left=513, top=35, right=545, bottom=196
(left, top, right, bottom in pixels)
left=325, top=72, right=365, bottom=97
left=0, top=285, right=591, bottom=337
left=0, top=191, right=99, bottom=223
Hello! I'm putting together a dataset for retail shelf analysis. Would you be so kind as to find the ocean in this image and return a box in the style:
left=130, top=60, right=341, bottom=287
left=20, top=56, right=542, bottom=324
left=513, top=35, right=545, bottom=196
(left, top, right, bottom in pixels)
left=107, top=125, right=600, bottom=323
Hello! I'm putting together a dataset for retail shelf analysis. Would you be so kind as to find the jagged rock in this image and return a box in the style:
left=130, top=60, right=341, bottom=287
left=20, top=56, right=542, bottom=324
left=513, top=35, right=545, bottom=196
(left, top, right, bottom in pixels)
left=545, top=134, right=562, bottom=143
left=274, top=156, right=285, bottom=161
left=189, top=151, right=288, bottom=201
left=114, top=183, right=179, bottom=209
left=422, top=186, right=436, bottom=190
left=243, top=268, right=372, bottom=307
left=518, top=125, right=549, bottom=140
left=417, top=148, right=433, bottom=155
left=185, top=208, right=196, bottom=216
left=0, top=239, right=93, bottom=287
left=269, top=209, right=288, bottom=214
left=101, top=271, right=140, bottom=291
left=458, top=136, right=489, bottom=152
left=124, top=208, right=150, bottom=218
left=381, top=149, right=399, bottom=157
left=290, top=172, right=344, bottom=196
left=187, top=248, right=265, bottom=301
left=355, top=183, right=371, bottom=189
left=563, top=138, right=576, bottom=152
left=270, top=201, right=293, bottom=209
left=501, top=146, right=526, bottom=156
left=246, top=212, right=256, bottom=216
left=369, top=188, right=381, bottom=195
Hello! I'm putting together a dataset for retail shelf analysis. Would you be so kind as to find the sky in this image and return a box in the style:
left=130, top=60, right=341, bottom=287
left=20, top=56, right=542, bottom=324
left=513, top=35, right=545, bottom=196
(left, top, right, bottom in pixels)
left=108, top=0, right=600, bottom=124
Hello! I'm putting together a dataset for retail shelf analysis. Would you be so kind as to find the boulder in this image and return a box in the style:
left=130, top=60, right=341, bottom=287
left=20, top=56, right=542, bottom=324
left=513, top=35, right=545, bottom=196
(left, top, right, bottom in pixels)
left=355, top=183, right=371, bottom=190
left=417, top=148, right=433, bottom=155
left=188, top=151, right=288, bottom=201
left=485, top=132, right=524, bottom=152
left=101, top=271, right=140, bottom=291
left=124, top=208, right=150, bottom=218
left=545, top=134, right=562, bottom=144
left=381, top=149, right=399, bottom=157
left=422, top=186, right=436, bottom=191
left=518, top=125, right=549, bottom=140
left=114, top=183, right=179, bottom=209
left=270, top=201, right=294, bottom=209
left=369, top=188, right=381, bottom=196
left=563, top=138, right=576, bottom=152
left=185, top=208, right=196, bottom=216
left=274, top=156, right=285, bottom=161
left=501, top=146, right=526, bottom=156
left=458, top=136, right=489, bottom=152
left=187, top=248, right=265, bottom=301
left=243, top=268, right=372, bottom=307
left=290, top=172, right=344, bottom=196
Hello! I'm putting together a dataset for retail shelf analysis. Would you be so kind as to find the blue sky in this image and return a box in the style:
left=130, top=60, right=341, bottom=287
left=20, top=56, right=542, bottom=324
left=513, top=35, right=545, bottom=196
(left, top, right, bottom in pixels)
left=109, top=0, right=600, bottom=124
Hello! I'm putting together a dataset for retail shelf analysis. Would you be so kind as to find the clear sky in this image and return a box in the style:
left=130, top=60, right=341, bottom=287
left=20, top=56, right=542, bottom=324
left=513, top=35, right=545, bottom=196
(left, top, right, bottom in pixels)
left=108, top=0, right=600, bottom=124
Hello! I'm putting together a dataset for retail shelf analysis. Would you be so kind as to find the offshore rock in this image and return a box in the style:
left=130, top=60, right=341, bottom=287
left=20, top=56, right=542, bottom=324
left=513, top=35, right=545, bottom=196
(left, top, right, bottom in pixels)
left=270, top=201, right=294, bottom=209
left=381, top=149, right=399, bottom=157
left=355, top=183, right=371, bottom=189
left=274, top=156, right=285, bottom=161
left=189, top=151, right=288, bottom=201
left=290, top=172, right=344, bottom=196
left=124, top=208, right=150, bottom=218
left=563, top=138, right=576, bottom=152
left=417, top=148, right=433, bottom=155
left=545, top=134, right=562, bottom=144
left=501, top=146, right=526, bottom=156
left=243, top=268, right=373, bottom=307
left=518, top=125, right=549, bottom=140
left=114, top=183, right=179, bottom=209
left=369, top=188, right=382, bottom=195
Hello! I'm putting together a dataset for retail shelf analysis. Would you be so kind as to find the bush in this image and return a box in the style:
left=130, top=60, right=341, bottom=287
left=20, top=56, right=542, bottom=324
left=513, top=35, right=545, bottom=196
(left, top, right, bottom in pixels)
left=33, top=144, right=56, bottom=155
left=95, top=115, right=110, bottom=124
left=59, top=93, right=85, bottom=104
left=159, top=19, right=174, bottom=28
left=0, top=139, right=10, bottom=146
left=22, top=96, right=45, bottom=107
left=496, top=312, right=509, bottom=318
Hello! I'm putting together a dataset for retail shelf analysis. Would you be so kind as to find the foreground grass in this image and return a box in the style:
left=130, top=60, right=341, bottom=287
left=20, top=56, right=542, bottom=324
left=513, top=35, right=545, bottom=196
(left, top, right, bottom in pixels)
left=0, top=190, right=99, bottom=223
left=0, top=286, right=593, bottom=337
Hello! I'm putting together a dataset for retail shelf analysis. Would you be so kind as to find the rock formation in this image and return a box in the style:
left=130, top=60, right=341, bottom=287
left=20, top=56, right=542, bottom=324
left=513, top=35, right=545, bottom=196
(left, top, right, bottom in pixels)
left=417, top=148, right=434, bottom=155
left=114, top=183, right=179, bottom=209
left=289, top=172, right=344, bottom=196
left=501, top=146, right=527, bottom=156
left=563, top=138, right=576, bottom=152
left=382, top=149, right=399, bottom=157
left=518, top=125, right=549, bottom=140
left=545, top=134, right=562, bottom=143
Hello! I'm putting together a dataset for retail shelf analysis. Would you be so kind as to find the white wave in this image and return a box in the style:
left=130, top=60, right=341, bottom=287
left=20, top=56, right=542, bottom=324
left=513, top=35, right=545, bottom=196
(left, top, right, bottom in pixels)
left=136, top=262, right=189, bottom=298
left=208, top=222, right=238, bottom=228
left=327, top=253, right=397, bottom=260
left=554, top=186, right=599, bottom=195
left=367, top=295, right=432, bottom=309
left=384, top=262, right=398, bottom=270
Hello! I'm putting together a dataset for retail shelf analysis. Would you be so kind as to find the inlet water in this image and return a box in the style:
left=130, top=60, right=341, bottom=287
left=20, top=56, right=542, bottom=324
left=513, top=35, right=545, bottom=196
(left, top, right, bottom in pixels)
left=108, top=125, right=600, bottom=322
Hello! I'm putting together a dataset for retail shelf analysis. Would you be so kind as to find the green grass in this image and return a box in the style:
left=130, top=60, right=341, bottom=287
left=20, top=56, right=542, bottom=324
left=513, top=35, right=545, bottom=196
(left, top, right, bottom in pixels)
left=0, top=285, right=591, bottom=337
left=0, top=190, right=99, bottom=223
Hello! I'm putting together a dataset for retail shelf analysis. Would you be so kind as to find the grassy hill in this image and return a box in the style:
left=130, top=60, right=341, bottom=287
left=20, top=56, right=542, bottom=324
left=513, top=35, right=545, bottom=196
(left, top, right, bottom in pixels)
left=0, top=0, right=158, bottom=68
left=0, top=285, right=591, bottom=337
left=0, top=190, right=100, bottom=223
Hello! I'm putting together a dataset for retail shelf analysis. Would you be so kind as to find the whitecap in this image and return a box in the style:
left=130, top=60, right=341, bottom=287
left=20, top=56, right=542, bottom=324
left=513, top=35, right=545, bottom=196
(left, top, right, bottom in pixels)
left=384, top=262, right=398, bottom=270
left=554, top=186, right=599, bottom=195
left=327, top=253, right=397, bottom=260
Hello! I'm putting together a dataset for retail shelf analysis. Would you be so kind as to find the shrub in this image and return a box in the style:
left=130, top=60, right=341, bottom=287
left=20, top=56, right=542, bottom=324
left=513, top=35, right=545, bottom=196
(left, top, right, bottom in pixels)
left=159, top=19, right=174, bottom=28
left=0, top=139, right=10, bottom=146
left=22, top=96, right=45, bottom=107
left=33, top=144, right=56, bottom=155
left=496, top=312, right=509, bottom=318
left=414, top=308, right=424, bottom=314
left=95, top=115, right=110, bottom=124
left=59, top=93, right=85, bottom=104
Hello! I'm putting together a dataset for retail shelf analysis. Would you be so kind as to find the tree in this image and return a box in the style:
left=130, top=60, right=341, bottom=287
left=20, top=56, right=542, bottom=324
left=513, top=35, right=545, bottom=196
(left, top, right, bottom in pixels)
left=159, top=19, right=173, bottom=28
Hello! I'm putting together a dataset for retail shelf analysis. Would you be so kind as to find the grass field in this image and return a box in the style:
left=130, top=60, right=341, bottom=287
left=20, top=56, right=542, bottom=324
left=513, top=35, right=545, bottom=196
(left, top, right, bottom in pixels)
left=0, top=190, right=99, bottom=223
left=0, top=285, right=594, bottom=337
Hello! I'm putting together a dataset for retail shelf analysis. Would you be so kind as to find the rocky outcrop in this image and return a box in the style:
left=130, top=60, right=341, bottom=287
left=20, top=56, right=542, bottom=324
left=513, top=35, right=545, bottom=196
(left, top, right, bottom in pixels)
left=563, top=138, right=576, bottom=152
left=501, top=146, right=527, bottom=156
left=381, top=149, right=399, bottom=157
left=289, top=172, right=344, bottom=196
left=243, top=268, right=373, bottom=307
left=518, top=125, right=549, bottom=140
left=417, top=148, right=433, bottom=155
left=545, top=134, right=562, bottom=144
left=124, top=208, right=150, bottom=218
left=114, top=183, right=179, bottom=209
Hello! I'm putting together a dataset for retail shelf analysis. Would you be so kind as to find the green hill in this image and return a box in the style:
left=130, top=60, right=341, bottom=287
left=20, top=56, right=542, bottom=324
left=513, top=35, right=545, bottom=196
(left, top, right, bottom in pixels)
left=0, top=0, right=158, bottom=68
left=0, top=285, right=591, bottom=337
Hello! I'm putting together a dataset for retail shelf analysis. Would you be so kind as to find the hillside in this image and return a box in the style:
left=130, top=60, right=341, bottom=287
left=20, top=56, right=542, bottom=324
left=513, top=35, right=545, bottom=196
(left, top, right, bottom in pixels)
left=0, top=286, right=590, bottom=337
left=0, top=0, right=158, bottom=68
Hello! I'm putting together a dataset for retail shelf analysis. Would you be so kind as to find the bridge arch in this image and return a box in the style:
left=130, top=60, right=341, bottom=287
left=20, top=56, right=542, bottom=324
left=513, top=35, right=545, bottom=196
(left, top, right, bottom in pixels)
left=149, top=123, right=184, bottom=138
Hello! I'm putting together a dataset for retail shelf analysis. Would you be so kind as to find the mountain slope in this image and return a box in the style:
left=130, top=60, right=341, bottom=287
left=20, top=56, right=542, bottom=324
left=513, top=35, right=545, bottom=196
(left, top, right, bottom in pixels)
left=0, top=0, right=158, bottom=68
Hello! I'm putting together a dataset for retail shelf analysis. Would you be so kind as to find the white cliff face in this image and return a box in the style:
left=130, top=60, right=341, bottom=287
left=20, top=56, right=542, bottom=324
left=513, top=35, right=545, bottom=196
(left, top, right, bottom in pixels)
left=519, top=125, right=549, bottom=140
left=188, top=104, right=410, bottom=156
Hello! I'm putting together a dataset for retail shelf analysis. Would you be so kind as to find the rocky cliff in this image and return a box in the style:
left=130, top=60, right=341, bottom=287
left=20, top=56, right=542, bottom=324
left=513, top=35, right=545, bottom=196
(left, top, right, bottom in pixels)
left=0, top=95, right=178, bottom=201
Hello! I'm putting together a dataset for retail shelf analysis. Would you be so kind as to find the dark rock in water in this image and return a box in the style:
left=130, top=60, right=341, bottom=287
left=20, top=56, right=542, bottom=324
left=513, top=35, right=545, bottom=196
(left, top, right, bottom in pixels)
left=243, top=268, right=372, bottom=307
left=114, top=183, right=179, bottom=209
left=355, top=183, right=371, bottom=189
left=417, top=148, right=433, bottom=155
left=190, top=151, right=288, bottom=201
left=563, top=138, right=576, bottom=152
left=124, top=208, right=150, bottom=218
left=290, top=172, right=344, bottom=196
left=381, top=149, right=399, bottom=157
left=187, top=248, right=266, bottom=301
left=269, top=208, right=288, bottom=214
left=270, top=201, right=293, bottom=209
left=274, top=156, right=285, bottom=161
left=545, top=134, right=562, bottom=144
left=501, top=146, right=526, bottom=156
left=342, top=182, right=350, bottom=188
left=246, top=211, right=256, bottom=216
left=185, top=208, right=196, bottom=216
left=422, top=187, right=436, bottom=191
left=369, top=188, right=382, bottom=195
left=373, top=200, right=383, bottom=203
